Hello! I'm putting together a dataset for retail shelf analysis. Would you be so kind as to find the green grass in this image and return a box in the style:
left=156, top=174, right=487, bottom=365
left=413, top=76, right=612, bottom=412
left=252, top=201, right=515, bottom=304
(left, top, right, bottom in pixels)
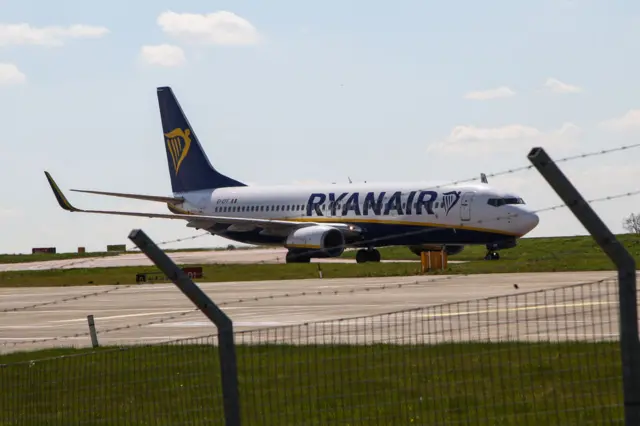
left=345, top=233, right=640, bottom=261
left=2, top=234, right=640, bottom=287
left=0, top=341, right=623, bottom=425
left=0, top=263, right=422, bottom=287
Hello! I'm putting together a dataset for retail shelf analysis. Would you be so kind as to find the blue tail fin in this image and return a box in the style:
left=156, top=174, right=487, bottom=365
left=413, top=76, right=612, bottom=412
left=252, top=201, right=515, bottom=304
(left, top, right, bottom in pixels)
left=157, top=86, right=246, bottom=193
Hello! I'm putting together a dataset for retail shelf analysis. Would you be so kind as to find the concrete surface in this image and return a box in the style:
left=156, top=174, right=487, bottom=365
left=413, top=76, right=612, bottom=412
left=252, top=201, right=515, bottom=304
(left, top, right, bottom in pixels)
left=0, top=271, right=622, bottom=354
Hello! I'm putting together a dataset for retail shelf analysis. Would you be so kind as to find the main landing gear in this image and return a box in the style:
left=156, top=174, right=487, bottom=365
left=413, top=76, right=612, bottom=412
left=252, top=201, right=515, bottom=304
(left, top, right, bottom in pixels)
left=355, top=248, right=381, bottom=263
left=285, top=251, right=310, bottom=263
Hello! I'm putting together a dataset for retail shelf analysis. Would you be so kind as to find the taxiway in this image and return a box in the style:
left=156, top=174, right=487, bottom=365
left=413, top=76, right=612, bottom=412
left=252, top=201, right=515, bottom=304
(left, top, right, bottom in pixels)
left=0, top=271, right=622, bottom=354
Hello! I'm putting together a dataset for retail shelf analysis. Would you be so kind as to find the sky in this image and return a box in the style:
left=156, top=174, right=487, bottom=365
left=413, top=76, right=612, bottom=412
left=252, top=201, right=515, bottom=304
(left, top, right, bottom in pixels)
left=2, top=0, right=640, bottom=254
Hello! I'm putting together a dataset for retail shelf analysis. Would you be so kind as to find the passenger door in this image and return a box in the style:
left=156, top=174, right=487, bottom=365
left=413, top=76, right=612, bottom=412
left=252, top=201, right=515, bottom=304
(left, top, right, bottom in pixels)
left=460, top=192, right=475, bottom=221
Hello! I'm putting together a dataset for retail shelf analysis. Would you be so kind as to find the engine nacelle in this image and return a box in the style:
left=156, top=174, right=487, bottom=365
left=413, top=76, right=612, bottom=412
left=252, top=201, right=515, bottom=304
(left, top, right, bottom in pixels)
left=285, top=225, right=345, bottom=258
left=408, top=244, right=465, bottom=257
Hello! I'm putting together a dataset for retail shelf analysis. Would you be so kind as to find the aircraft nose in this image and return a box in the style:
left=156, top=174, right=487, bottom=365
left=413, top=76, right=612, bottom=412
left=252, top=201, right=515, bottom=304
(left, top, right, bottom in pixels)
left=520, top=211, right=539, bottom=234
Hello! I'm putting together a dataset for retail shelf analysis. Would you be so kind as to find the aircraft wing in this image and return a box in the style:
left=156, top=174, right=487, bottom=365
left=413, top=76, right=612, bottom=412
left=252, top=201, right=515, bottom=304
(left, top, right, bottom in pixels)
left=70, top=188, right=184, bottom=204
left=44, top=172, right=362, bottom=235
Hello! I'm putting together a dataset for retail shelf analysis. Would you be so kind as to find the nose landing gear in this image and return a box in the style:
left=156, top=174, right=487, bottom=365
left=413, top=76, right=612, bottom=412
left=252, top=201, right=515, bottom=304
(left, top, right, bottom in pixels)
left=484, top=251, right=500, bottom=260
left=483, top=240, right=512, bottom=260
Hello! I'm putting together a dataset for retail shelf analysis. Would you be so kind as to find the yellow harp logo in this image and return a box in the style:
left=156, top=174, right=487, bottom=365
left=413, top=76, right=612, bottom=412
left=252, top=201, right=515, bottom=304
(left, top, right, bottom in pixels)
left=164, top=128, right=191, bottom=175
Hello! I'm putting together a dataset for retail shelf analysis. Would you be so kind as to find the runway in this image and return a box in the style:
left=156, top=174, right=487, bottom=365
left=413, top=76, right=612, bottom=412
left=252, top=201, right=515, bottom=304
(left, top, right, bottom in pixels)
left=0, top=248, right=456, bottom=272
left=0, top=271, right=622, bottom=354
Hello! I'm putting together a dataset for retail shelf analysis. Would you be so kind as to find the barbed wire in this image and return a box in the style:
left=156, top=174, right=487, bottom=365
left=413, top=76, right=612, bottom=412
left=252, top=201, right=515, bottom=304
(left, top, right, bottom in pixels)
left=2, top=271, right=621, bottom=348
left=0, top=307, right=202, bottom=347
left=125, top=232, right=212, bottom=252
left=2, top=144, right=639, bottom=346
left=0, top=285, right=134, bottom=313
left=247, top=186, right=640, bottom=262
left=6, top=176, right=637, bottom=340
left=3, top=185, right=639, bottom=315
left=6, top=140, right=637, bottom=266
left=428, top=141, right=640, bottom=190
left=0, top=231, right=213, bottom=272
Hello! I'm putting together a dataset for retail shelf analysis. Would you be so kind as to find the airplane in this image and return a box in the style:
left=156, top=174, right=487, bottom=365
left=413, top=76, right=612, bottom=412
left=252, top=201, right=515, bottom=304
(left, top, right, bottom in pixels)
left=44, top=86, right=540, bottom=263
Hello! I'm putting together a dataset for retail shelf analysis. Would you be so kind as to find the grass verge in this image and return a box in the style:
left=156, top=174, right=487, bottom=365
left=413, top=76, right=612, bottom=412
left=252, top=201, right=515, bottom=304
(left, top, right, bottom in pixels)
left=2, top=234, right=640, bottom=287
left=0, top=341, right=623, bottom=425
left=344, top=233, right=640, bottom=261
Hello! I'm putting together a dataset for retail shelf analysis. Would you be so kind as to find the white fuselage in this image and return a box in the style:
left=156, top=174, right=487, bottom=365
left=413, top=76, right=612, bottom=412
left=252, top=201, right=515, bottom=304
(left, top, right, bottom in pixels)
left=172, top=181, right=539, bottom=248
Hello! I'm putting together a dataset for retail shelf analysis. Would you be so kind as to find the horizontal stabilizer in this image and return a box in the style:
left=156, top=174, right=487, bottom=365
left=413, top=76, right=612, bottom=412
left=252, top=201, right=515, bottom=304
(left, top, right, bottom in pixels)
left=70, top=189, right=184, bottom=204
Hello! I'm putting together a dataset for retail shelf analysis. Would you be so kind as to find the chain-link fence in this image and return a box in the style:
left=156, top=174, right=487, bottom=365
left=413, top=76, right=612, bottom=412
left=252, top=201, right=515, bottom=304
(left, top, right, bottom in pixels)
left=0, top=277, right=624, bottom=425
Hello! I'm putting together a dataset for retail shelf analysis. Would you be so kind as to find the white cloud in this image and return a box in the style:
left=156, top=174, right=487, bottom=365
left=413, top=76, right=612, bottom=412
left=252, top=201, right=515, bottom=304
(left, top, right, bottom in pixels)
left=544, top=77, right=583, bottom=94
left=0, top=23, right=109, bottom=46
left=0, top=63, right=26, bottom=86
left=428, top=122, right=581, bottom=155
left=139, top=44, right=186, bottom=67
left=463, top=86, right=516, bottom=100
left=157, top=10, right=261, bottom=45
left=599, top=109, right=640, bottom=132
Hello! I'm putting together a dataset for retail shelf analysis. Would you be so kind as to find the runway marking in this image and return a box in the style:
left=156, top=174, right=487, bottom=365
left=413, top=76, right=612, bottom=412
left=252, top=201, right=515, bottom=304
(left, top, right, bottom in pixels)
left=2, top=308, right=194, bottom=314
left=0, top=336, right=193, bottom=341
left=150, top=321, right=297, bottom=327
left=422, top=301, right=615, bottom=318
left=473, top=320, right=590, bottom=324
left=48, top=310, right=196, bottom=324
left=524, top=333, right=618, bottom=338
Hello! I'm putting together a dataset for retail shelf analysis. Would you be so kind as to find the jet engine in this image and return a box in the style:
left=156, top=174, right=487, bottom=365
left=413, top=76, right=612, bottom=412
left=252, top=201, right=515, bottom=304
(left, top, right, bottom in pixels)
left=285, top=225, right=345, bottom=258
left=408, top=244, right=465, bottom=257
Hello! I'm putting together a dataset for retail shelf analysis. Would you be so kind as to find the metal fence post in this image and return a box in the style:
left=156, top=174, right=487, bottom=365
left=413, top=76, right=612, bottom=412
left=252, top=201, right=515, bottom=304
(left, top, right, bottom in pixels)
left=128, top=229, right=241, bottom=426
left=87, top=315, right=99, bottom=348
left=527, top=147, right=640, bottom=425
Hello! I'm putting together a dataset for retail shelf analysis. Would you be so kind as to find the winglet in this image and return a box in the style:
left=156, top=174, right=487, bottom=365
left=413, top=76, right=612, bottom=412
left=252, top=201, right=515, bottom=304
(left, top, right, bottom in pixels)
left=44, top=171, right=79, bottom=212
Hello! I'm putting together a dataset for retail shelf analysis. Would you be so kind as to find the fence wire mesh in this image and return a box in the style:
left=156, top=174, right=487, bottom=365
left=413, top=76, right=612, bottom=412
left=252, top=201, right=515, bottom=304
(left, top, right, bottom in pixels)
left=234, top=277, right=623, bottom=425
left=0, top=335, right=224, bottom=426
left=0, top=277, right=624, bottom=425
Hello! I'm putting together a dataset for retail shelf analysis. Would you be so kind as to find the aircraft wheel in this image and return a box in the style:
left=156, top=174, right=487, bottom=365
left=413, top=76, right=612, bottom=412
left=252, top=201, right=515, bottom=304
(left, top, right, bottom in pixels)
left=367, top=249, right=381, bottom=262
left=356, top=249, right=369, bottom=263
left=286, top=251, right=310, bottom=263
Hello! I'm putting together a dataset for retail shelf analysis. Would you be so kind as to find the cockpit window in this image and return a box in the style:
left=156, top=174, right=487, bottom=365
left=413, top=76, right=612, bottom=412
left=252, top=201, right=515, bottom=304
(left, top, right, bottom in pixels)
left=487, top=197, right=525, bottom=207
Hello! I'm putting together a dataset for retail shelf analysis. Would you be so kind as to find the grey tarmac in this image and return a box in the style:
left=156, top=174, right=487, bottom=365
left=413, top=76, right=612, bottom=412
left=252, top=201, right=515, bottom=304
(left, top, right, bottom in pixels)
left=0, top=270, right=623, bottom=354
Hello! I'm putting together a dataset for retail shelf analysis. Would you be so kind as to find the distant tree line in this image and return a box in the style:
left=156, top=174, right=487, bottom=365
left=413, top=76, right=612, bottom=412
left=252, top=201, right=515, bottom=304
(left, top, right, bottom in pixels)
left=623, top=213, right=640, bottom=234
